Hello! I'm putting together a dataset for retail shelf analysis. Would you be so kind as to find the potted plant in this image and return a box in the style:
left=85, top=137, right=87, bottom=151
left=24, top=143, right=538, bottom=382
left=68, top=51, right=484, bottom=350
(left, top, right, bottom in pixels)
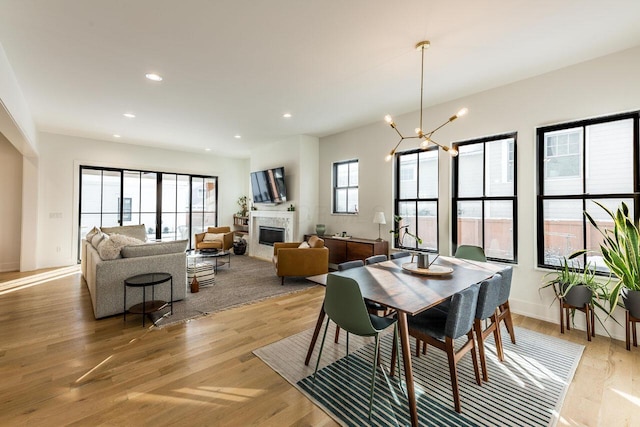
left=585, top=201, right=640, bottom=318
left=237, top=196, right=248, bottom=217
left=540, top=252, right=610, bottom=332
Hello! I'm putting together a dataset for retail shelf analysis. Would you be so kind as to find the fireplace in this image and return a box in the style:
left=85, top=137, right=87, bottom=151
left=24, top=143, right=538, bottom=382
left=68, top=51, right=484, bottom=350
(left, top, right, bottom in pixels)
left=259, top=226, right=285, bottom=246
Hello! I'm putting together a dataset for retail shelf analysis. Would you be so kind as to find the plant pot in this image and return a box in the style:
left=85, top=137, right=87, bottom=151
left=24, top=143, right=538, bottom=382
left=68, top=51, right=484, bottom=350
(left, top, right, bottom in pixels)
left=561, top=283, right=592, bottom=308
left=233, top=240, right=247, bottom=255
left=621, top=287, right=640, bottom=318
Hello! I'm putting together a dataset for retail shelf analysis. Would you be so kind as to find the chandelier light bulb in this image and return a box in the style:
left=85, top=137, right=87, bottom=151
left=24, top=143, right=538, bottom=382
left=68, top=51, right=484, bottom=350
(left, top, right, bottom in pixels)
left=420, top=139, right=429, bottom=148
left=384, top=115, right=393, bottom=124
left=457, top=107, right=468, bottom=118
left=449, top=148, right=459, bottom=157
left=385, top=151, right=394, bottom=162
left=414, top=127, right=421, bottom=134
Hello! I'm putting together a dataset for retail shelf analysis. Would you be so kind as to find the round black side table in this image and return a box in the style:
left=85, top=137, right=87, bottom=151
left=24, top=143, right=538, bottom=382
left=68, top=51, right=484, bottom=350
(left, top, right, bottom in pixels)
left=124, top=272, right=173, bottom=327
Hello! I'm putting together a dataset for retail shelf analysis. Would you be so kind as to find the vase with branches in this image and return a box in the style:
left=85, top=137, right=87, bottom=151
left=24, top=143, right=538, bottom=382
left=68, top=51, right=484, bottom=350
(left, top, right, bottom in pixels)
left=389, top=215, right=422, bottom=247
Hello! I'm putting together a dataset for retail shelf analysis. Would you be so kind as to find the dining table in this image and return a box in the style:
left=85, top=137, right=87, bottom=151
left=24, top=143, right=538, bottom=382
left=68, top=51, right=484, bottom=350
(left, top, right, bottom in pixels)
left=304, top=255, right=502, bottom=427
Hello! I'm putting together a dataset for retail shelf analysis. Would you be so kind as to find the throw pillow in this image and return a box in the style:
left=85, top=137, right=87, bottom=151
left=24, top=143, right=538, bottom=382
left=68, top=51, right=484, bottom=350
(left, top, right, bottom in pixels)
left=298, top=241, right=310, bottom=248
left=203, top=232, right=225, bottom=242
left=97, top=234, right=144, bottom=260
left=100, top=224, right=148, bottom=242
left=85, top=226, right=100, bottom=242
left=91, top=232, right=106, bottom=249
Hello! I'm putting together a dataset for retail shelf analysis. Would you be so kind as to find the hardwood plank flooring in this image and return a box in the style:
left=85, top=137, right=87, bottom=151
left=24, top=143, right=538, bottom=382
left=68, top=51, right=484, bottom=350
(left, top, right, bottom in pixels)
left=0, top=268, right=638, bottom=426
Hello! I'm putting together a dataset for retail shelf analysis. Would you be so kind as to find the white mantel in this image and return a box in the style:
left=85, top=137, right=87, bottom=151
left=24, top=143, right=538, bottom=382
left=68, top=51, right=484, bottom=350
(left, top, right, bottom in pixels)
left=249, top=210, right=297, bottom=260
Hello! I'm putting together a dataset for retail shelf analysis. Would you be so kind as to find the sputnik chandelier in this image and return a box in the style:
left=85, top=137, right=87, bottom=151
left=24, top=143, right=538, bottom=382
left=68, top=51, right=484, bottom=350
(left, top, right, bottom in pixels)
left=384, top=40, right=468, bottom=161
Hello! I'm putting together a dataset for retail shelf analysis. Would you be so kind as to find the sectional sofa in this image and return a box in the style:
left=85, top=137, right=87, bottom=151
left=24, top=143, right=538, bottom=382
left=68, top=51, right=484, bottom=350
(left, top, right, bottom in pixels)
left=80, top=224, right=187, bottom=319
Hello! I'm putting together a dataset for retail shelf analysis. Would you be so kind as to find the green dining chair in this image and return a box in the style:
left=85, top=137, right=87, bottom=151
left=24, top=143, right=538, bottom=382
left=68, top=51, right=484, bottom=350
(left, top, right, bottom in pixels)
left=454, top=244, right=487, bottom=262
left=314, top=274, right=402, bottom=419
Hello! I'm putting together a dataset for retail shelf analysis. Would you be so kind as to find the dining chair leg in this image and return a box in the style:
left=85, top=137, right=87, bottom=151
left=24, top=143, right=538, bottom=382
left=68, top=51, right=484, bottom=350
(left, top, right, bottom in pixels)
left=422, top=340, right=427, bottom=354
left=314, top=318, right=332, bottom=380
left=305, top=304, right=326, bottom=366
left=445, top=337, right=462, bottom=413
left=501, top=301, right=517, bottom=344
left=334, top=325, right=341, bottom=343
left=346, top=331, right=350, bottom=358
left=473, top=319, right=488, bottom=382
left=368, top=334, right=380, bottom=420
left=415, top=338, right=421, bottom=357
left=468, top=331, right=482, bottom=386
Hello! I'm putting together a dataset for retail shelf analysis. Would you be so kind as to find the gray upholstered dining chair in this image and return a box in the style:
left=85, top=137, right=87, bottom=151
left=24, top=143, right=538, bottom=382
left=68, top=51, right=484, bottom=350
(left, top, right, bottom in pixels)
left=473, top=275, right=504, bottom=382
left=314, top=274, right=402, bottom=419
left=337, top=260, right=365, bottom=271
left=496, top=266, right=516, bottom=344
left=393, top=284, right=481, bottom=413
left=390, top=251, right=412, bottom=259
left=454, top=245, right=487, bottom=262
left=364, top=254, right=388, bottom=265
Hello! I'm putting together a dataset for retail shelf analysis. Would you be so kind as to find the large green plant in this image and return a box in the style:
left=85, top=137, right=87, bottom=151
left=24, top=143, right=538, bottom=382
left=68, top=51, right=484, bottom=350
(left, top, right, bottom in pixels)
left=585, top=201, right=640, bottom=313
left=539, top=252, right=611, bottom=331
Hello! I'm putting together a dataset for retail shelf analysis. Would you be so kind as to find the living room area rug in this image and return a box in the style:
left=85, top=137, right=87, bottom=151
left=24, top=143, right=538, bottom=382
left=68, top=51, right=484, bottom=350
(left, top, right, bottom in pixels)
left=253, top=323, right=584, bottom=427
left=152, top=254, right=317, bottom=326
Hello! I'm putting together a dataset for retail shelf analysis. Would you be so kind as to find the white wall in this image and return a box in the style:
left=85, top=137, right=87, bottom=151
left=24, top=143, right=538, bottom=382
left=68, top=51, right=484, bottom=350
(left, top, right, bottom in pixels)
left=250, top=135, right=320, bottom=239
left=0, top=134, right=22, bottom=272
left=319, top=46, right=640, bottom=340
left=36, top=132, right=249, bottom=268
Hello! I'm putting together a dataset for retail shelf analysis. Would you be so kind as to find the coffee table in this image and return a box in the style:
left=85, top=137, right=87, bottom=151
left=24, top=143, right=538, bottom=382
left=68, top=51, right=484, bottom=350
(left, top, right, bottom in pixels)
left=187, top=249, right=231, bottom=272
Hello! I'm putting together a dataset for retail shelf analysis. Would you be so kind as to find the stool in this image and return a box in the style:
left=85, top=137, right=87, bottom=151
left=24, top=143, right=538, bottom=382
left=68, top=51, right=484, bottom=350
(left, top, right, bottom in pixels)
left=124, top=272, right=173, bottom=327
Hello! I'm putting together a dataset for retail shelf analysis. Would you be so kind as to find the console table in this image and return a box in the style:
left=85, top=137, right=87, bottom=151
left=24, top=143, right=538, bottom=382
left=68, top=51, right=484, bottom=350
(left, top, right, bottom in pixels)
left=305, top=235, right=388, bottom=265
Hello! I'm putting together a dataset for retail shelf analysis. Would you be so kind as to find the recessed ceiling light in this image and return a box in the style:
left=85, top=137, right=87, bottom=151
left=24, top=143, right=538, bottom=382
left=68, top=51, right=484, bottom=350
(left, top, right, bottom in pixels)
left=205, top=148, right=211, bottom=151
left=123, top=113, right=136, bottom=118
left=145, top=73, right=163, bottom=82
left=113, top=134, right=121, bottom=138
left=283, top=113, right=292, bottom=118
left=234, top=135, right=241, bottom=139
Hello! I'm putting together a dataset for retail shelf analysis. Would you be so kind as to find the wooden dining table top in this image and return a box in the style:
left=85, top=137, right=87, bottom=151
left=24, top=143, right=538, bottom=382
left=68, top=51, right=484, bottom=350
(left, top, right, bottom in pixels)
left=308, top=255, right=502, bottom=316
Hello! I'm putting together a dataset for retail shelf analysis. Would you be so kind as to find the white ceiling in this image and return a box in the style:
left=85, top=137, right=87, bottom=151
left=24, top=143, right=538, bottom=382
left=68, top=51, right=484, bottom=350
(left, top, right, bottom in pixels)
left=1, top=0, right=639, bottom=158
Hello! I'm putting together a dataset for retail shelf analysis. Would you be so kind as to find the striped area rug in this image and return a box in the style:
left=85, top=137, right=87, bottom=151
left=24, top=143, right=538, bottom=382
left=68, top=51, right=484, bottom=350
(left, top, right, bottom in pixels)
left=254, top=324, right=584, bottom=427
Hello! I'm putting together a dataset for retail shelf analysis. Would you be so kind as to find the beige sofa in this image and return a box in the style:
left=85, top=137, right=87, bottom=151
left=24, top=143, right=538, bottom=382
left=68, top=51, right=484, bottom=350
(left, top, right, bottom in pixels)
left=81, top=225, right=187, bottom=319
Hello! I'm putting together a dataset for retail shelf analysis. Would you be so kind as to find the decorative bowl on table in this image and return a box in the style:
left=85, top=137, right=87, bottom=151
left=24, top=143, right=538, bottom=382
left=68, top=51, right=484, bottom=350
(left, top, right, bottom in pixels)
left=199, top=248, right=219, bottom=254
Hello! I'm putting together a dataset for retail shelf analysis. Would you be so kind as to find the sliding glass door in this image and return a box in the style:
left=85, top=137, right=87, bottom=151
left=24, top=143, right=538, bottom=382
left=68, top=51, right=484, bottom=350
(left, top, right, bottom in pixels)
left=79, top=166, right=217, bottom=259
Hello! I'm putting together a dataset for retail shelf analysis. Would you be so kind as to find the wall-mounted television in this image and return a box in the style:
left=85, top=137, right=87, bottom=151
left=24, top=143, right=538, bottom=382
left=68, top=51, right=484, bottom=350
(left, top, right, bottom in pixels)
left=250, top=166, right=287, bottom=204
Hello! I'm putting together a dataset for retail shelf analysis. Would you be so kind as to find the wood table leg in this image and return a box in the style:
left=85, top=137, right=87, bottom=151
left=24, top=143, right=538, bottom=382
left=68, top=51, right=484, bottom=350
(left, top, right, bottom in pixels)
left=398, top=312, right=419, bottom=427
left=304, top=304, right=326, bottom=366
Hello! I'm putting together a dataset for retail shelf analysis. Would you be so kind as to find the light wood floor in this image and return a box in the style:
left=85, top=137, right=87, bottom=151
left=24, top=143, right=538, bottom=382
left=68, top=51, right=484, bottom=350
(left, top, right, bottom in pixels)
left=0, top=268, right=638, bottom=426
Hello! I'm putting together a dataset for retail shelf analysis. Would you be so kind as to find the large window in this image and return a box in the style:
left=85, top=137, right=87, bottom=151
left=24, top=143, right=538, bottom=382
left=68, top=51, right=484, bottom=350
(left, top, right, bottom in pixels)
left=452, top=133, right=518, bottom=263
left=79, top=166, right=218, bottom=258
left=333, top=160, right=358, bottom=214
left=537, top=111, right=640, bottom=270
left=394, top=148, right=438, bottom=251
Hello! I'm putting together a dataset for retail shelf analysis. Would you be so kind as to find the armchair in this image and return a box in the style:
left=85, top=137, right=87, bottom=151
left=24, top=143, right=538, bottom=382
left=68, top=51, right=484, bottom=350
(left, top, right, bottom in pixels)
left=272, top=235, right=329, bottom=285
left=195, top=226, right=234, bottom=251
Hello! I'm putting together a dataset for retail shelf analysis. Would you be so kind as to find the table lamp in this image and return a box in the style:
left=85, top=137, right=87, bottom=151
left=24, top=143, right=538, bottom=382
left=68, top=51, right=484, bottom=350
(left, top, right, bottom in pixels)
left=373, top=212, right=386, bottom=241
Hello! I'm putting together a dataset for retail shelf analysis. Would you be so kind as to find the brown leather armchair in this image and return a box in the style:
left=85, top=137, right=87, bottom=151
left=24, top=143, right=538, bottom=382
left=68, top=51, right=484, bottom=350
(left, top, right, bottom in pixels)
left=272, top=236, right=329, bottom=285
left=194, top=226, right=234, bottom=251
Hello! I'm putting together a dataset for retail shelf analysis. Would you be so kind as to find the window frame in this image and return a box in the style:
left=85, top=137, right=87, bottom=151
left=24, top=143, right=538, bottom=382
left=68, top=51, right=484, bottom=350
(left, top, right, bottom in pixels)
left=536, top=111, right=640, bottom=270
left=332, top=159, right=359, bottom=214
left=452, top=132, right=518, bottom=264
left=393, top=146, right=440, bottom=252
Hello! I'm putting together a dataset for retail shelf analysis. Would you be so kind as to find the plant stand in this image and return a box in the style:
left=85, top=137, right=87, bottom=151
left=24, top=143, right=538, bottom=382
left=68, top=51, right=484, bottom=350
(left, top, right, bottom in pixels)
left=558, top=284, right=595, bottom=341
left=559, top=298, right=595, bottom=341
left=625, top=310, right=639, bottom=351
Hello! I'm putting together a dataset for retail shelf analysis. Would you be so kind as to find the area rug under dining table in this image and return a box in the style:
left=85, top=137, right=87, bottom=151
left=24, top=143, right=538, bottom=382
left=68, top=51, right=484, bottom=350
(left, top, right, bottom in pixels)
left=254, top=323, right=584, bottom=427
